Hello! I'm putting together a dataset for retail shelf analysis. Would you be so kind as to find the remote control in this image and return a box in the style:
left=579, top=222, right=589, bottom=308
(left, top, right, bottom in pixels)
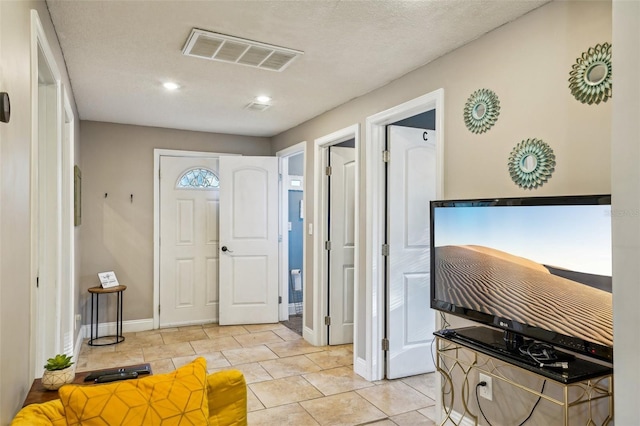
left=95, top=371, right=139, bottom=383
left=84, top=365, right=150, bottom=382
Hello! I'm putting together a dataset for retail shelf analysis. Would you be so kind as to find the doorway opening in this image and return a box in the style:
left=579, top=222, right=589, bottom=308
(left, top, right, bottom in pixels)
left=312, top=125, right=359, bottom=348
left=277, top=142, right=306, bottom=336
left=31, top=10, right=75, bottom=378
left=153, top=150, right=232, bottom=329
left=362, top=89, right=444, bottom=381
left=384, top=116, right=437, bottom=379
left=153, top=150, right=280, bottom=329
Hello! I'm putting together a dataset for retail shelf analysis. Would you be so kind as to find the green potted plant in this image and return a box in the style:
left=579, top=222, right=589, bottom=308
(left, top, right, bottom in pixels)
left=42, top=354, right=75, bottom=390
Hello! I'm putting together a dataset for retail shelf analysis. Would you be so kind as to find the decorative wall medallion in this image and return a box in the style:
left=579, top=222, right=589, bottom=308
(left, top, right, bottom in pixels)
left=568, top=43, right=612, bottom=105
left=463, top=88, right=500, bottom=134
left=508, top=138, right=555, bottom=189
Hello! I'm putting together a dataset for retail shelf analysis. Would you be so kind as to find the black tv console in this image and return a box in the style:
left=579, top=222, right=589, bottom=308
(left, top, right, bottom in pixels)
left=435, top=326, right=612, bottom=384
left=434, top=326, right=613, bottom=425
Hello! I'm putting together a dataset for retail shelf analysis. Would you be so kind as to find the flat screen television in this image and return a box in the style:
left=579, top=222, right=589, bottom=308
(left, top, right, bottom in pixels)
left=430, top=194, right=612, bottom=362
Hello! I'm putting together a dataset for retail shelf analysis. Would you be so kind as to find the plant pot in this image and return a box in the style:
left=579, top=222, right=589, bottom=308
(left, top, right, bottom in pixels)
left=41, top=366, right=75, bottom=391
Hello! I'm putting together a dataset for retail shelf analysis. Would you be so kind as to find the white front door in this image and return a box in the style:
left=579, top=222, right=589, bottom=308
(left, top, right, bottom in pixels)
left=159, top=156, right=220, bottom=327
left=386, top=125, right=437, bottom=379
left=328, top=146, right=356, bottom=345
left=219, top=156, right=279, bottom=325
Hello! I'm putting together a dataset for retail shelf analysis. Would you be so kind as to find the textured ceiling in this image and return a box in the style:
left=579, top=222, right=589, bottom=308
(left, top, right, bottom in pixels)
left=47, top=0, right=548, bottom=137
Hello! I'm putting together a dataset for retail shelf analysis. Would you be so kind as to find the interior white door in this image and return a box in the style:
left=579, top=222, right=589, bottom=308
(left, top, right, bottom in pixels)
left=160, top=156, right=220, bottom=327
left=386, top=125, right=437, bottom=379
left=328, top=146, right=356, bottom=345
left=219, top=156, right=279, bottom=325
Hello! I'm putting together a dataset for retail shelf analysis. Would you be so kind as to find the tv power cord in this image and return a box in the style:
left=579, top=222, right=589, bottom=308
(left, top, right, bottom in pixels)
left=518, top=342, right=569, bottom=369
left=475, top=379, right=547, bottom=426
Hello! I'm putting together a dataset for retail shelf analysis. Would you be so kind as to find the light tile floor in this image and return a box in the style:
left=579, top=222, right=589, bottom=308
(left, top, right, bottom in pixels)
left=76, top=323, right=437, bottom=426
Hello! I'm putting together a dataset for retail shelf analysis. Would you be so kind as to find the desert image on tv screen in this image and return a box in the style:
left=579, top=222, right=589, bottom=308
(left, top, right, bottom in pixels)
left=433, top=204, right=612, bottom=347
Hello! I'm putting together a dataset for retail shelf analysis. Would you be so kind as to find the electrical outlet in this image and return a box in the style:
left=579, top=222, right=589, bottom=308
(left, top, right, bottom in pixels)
left=479, top=373, right=493, bottom=401
left=75, top=314, right=81, bottom=331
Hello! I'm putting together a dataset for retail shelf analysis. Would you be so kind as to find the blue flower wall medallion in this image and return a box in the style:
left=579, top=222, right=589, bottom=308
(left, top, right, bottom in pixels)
left=508, top=139, right=556, bottom=189
left=568, top=43, right=612, bottom=105
left=463, top=88, right=500, bottom=134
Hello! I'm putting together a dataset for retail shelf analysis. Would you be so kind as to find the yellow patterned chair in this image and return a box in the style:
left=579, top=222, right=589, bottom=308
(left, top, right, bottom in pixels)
left=12, top=358, right=247, bottom=426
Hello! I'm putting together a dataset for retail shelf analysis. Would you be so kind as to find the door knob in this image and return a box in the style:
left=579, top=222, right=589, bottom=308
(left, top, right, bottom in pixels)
left=221, top=246, right=233, bottom=253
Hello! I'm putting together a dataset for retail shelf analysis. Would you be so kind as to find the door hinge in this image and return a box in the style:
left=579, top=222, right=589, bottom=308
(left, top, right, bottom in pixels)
left=325, top=316, right=331, bottom=326
left=279, top=296, right=282, bottom=304
left=158, top=305, right=161, bottom=315
left=325, top=240, right=332, bottom=251
left=279, top=173, right=283, bottom=182
left=382, top=150, right=390, bottom=163
left=278, top=234, right=283, bottom=243
left=381, top=244, right=389, bottom=256
left=382, top=338, right=389, bottom=351
left=36, top=276, right=39, bottom=288
left=325, top=166, right=332, bottom=176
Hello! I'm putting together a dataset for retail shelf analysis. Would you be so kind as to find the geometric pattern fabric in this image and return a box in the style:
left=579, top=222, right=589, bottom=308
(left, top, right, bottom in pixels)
left=59, top=357, right=209, bottom=425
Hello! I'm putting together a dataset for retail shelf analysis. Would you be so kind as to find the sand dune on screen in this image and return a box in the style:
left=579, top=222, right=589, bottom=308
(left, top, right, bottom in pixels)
left=435, top=245, right=612, bottom=347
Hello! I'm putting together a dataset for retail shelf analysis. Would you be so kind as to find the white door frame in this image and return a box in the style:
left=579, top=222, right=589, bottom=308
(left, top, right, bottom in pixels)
left=30, top=10, right=65, bottom=378
left=153, top=149, right=237, bottom=329
left=61, top=89, right=75, bottom=355
left=312, top=125, right=359, bottom=347
left=362, top=89, right=444, bottom=381
left=276, top=142, right=307, bottom=322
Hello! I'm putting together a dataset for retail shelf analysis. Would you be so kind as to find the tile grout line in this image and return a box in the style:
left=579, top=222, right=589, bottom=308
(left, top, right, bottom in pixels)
left=77, top=323, right=437, bottom=425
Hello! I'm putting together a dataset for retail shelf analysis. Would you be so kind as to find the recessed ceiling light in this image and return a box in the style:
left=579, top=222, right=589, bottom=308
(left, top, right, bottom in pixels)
left=163, top=82, right=180, bottom=91
left=255, top=95, right=271, bottom=103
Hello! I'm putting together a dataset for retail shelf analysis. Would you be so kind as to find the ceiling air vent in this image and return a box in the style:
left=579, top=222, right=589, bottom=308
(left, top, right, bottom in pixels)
left=182, top=29, right=303, bottom=72
left=245, top=102, right=271, bottom=112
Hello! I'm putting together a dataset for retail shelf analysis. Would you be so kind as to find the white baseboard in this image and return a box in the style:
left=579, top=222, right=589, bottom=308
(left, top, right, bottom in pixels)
left=80, top=318, right=154, bottom=339
left=354, top=356, right=369, bottom=380
left=74, top=330, right=84, bottom=364
left=303, top=325, right=319, bottom=346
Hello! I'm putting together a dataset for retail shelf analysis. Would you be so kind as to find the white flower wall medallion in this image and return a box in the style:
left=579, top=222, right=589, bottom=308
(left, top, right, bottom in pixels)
left=463, top=88, right=500, bottom=134
left=568, top=42, right=612, bottom=105
left=508, top=138, right=556, bottom=189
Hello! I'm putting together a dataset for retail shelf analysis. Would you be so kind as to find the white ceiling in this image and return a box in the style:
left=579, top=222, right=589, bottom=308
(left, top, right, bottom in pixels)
left=46, top=0, right=548, bottom=137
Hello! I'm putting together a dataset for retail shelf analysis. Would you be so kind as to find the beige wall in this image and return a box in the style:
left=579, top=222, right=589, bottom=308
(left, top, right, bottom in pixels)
left=0, top=1, right=81, bottom=422
left=79, top=121, right=271, bottom=322
left=272, top=1, right=612, bottom=423
left=611, top=0, right=640, bottom=422
left=0, top=0, right=622, bottom=422
left=274, top=2, right=611, bottom=334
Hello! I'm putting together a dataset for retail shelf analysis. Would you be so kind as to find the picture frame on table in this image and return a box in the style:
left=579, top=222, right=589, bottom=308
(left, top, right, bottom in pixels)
left=98, top=271, right=119, bottom=289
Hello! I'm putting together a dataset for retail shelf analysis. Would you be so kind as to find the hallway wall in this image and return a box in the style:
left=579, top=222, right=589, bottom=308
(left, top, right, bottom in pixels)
left=79, top=121, right=271, bottom=322
left=0, top=1, right=81, bottom=422
left=271, top=1, right=612, bottom=423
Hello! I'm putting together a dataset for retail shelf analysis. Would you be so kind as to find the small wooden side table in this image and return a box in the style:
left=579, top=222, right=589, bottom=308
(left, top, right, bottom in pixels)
left=23, top=363, right=152, bottom=407
left=88, top=285, right=126, bottom=346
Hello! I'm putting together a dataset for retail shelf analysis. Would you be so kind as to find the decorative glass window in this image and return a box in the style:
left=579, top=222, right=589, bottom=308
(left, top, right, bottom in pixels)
left=176, top=168, right=219, bottom=189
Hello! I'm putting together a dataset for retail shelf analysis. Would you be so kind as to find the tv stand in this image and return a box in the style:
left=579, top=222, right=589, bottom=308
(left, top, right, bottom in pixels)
left=435, top=326, right=613, bottom=425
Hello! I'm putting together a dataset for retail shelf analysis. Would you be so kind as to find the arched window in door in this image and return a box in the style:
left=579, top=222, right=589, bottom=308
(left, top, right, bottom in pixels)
left=176, top=168, right=219, bottom=189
